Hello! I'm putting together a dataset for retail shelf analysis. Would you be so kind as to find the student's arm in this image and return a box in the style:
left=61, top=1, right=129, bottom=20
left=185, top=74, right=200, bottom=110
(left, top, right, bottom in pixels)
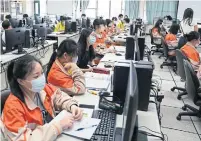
left=2, top=107, right=62, bottom=141
left=194, top=25, right=198, bottom=32
left=53, top=89, right=78, bottom=111
left=60, top=63, right=86, bottom=95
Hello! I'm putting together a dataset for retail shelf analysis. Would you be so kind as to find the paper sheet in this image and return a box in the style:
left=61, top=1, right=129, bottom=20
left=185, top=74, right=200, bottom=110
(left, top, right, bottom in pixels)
left=53, top=110, right=100, bottom=140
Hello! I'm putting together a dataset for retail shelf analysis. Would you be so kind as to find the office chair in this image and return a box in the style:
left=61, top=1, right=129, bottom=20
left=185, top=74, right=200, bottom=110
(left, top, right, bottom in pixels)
left=177, top=60, right=201, bottom=120
left=1, top=89, right=10, bottom=113
left=160, top=37, right=177, bottom=71
left=171, top=50, right=188, bottom=100
left=149, top=29, right=163, bottom=56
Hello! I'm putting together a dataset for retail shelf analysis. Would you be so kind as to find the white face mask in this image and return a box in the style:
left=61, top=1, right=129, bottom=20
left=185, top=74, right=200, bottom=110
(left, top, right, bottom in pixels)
left=88, top=35, right=96, bottom=45
left=72, top=56, right=78, bottom=63
left=31, top=74, right=46, bottom=93
left=195, top=43, right=199, bottom=47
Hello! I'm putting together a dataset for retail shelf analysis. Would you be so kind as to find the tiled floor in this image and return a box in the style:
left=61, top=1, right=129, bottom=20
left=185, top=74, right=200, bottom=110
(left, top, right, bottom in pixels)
left=146, top=36, right=201, bottom=141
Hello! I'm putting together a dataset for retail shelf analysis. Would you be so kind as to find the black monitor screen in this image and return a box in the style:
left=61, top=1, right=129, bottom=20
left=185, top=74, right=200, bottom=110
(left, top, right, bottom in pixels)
left=122, top=61, right=138, bottom=141
left=5, top=27, right=26, bottom=52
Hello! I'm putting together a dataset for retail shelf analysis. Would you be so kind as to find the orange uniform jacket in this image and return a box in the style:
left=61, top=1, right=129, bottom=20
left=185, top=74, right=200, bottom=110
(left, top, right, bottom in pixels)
left=165, top=33, right=177, bottom=42
left=47, top=59, right=86, bottom=95
left=1, top=84, right=78, bottom=141
left=181, top=43, right=200, bottom=63
left=152, top=27, right=160, bottom=36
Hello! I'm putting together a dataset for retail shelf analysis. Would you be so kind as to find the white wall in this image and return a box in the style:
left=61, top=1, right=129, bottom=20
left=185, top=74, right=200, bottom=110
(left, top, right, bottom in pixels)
left=40, top=0, right=47, bottom=16
left=177, top=0, right=201, bottom=22
left=25, top=0, right=34, bottom=17
left=47, top=0, right=73, bottom=16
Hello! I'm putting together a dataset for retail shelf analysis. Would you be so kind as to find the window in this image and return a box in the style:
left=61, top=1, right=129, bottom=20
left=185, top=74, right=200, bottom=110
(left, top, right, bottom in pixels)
left=111, top=0, right=122, bottom=18
left=97, top=0, right=109, bottom=18
left=85, top=0, right=97, bottom=19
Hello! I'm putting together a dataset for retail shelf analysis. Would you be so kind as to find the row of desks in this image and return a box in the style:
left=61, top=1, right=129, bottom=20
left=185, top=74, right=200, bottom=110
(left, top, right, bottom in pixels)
left=57, top=45, right=163, bottom=141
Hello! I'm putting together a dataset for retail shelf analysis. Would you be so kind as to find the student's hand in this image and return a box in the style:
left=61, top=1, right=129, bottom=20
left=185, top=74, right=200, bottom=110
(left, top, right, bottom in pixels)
left=60, top=114, right=74, bottom=130
left=71, top=105, right=83, bottom=121
left=88, top=67, right=93, bottom=72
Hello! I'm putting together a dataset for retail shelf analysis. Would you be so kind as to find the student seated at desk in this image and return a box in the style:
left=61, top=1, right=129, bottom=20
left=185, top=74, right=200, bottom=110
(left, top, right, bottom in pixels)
left=105, top=19, right=116, bottom=36
left=1, top=55, right=83, bottom=141
left=117, top=14, right=125, bottom=31
left=47, top=39, right=86, bottom=95
left=1, top=20, right=12, bottom=46
left=77, top=29, right=96, bottom=72
left=152, top=19, right=163, bottom=37
left=91, top=19, right=106, bottom=48
left=54, top=16, right=65, bottom=32
left=181, top=31, right=200, bottom=70
left=165, top=24, right=180, bottom=56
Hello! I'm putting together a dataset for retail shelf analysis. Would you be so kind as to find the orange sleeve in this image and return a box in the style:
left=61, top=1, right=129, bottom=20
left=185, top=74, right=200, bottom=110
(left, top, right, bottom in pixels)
left=165, top=34, right=171, bottom=41
left=181, top=46, right=200, bottom=63
left=48, top=71, right=74, bottom=89
left=3, top=107, right=26, bottom=133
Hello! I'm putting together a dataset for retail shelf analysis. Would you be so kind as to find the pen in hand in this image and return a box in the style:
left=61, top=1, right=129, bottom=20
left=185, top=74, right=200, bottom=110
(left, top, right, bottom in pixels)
left=75, top=125, right=98, bottom=131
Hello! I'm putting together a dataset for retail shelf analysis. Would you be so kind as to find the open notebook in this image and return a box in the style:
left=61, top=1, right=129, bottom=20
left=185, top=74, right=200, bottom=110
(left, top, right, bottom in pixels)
left=84, top=72, right=111, bottom=91
left=53, top=110, right=101, bottom=140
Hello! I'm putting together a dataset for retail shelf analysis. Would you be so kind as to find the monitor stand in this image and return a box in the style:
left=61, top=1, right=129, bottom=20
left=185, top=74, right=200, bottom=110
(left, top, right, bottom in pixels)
left=13, top=45, right=26, bottom=54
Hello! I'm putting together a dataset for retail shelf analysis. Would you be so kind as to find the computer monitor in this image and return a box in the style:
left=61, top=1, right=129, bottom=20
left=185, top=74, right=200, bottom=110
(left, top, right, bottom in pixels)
left=135, top=36, right=140, bottom=61
left=86, top=18, right=91, bottom=28
left=81, top=18, right=87, bottom=28
left=122, top=61, right=138, bottom=141
left=5, top=27, right=28, bottom=54
left=33, top=24, right=47, bottom=44
left=9, top=18, right=20, bottom=28
left=25, top=17, right=33, bottom=27
left=125, top=37, right=135, bottom=60
left=64, top=20, right=71, bottom=33
left=35, top=16, right=43, bottom=24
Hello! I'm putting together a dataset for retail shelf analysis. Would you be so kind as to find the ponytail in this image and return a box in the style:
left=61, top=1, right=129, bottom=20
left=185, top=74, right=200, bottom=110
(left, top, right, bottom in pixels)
left=46, top=51, right=57, bottom=78
left=7, top=61, right=25, bottom=103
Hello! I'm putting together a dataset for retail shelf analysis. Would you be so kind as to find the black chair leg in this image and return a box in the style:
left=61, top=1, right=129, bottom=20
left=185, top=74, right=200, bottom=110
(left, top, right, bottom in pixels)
left=177, top=91, right=187, bottom=100
left=177, top=105, right=201, bottom=120
left=171, top=87, right=186, bottom=92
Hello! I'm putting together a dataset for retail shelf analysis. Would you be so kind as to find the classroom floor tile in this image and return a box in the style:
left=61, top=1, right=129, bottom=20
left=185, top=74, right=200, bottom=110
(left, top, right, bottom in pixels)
left=160, top=91, right=184, bottom=108
left=153, top=71, right=173, bottom=81
left=160, top=80, right=175, bottom=91
left=147, top=35, right=201, bottom=140
left=161, top=106, right=197, bottom=133
left=162, top=128, right=201, bottom=141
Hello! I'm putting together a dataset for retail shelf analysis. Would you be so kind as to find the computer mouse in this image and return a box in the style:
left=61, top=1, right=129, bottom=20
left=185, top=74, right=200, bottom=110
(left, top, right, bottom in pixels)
left=115, top=53, right=122, bottom=56
left=99, top=91, right=110, bottom=97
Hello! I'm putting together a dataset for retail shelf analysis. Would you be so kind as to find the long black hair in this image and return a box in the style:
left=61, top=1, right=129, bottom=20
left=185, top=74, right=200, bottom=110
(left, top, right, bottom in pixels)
left=46, top=39, right=78, bottom=76
left=106, top=19, right=112, bottom=27
left=77, top=29, right=95, bottom=67
left=183, top=8, right=194, bottom=26
left=93, top=19, right=102, bottom=30
left=154, top=19, right=163, bottom=32
left=7, top=55, right=41, bottom=103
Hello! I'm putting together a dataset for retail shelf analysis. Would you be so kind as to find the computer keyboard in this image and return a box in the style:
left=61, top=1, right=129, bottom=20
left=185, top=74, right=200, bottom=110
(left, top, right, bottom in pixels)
left=89, top=110, right=116, bottom=141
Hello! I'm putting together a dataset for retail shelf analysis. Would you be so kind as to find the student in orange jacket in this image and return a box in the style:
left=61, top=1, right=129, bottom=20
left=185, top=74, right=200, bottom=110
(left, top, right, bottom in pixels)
left=1, top=55, right=83, bottom=141
left=165, top=24, right=180, bottom=56
left=47, top=39, right=86, bottom=96
left=181, top=31, right=200, bottom=70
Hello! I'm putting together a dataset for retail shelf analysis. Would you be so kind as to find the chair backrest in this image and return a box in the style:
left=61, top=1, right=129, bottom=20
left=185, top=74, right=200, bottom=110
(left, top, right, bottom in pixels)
left=175, top=49, right=188, bottom=81
left=183, top=60, right=200, bottom=104
left=1, top=89, right=10, bottom=113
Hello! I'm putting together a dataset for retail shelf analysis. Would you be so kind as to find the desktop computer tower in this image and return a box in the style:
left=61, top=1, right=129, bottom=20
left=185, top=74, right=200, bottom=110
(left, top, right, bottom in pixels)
left=71, top=22, right=77, bottom=32
left=138, top=37, right=145, bottom=60
left=113, top=61, right=153, bottom=111
left=130, top=24, right=134, bottom=35
left=125, top=37, right=135, bottom=60
left=24, top=29, right=31, bottom=48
